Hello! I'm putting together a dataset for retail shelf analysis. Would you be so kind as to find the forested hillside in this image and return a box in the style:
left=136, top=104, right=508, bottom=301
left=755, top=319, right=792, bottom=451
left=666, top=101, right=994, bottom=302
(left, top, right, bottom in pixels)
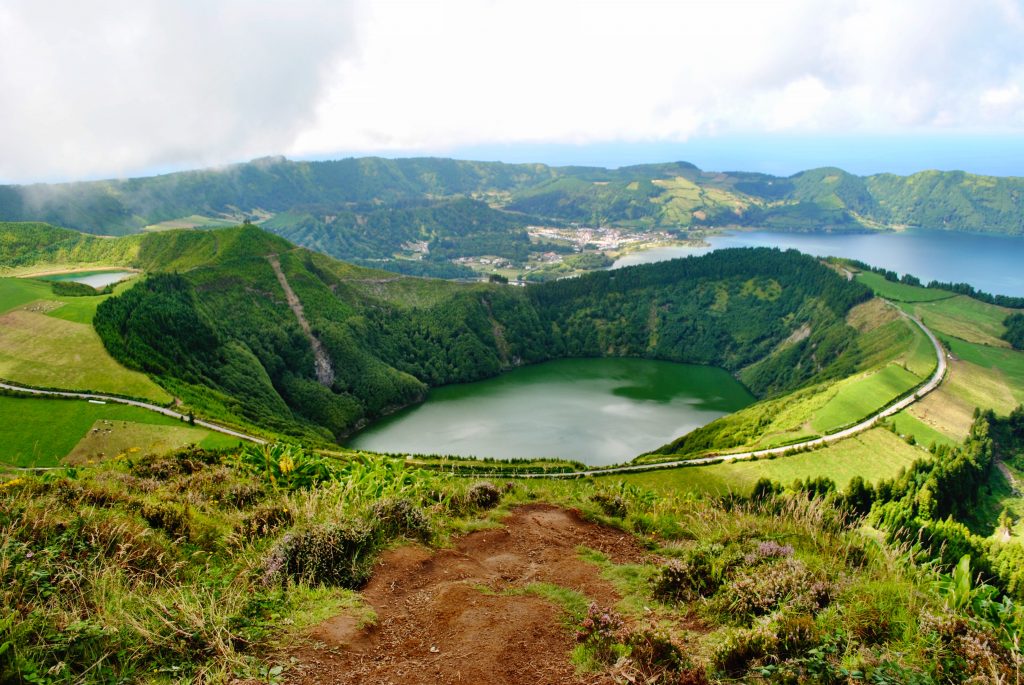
left=0, top=221, right=141, bottom=272
left=91, top=225, right=871, bottom=444
left=2, top=158, right=1023, bottom=265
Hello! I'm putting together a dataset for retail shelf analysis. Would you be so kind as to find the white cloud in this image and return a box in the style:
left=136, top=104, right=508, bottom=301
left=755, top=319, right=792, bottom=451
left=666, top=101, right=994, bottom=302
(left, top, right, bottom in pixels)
left=0, top=0, right=356, bottom=182
left=1, top=0, right=1022, bottom=182
left=291, top=0, right=1024, bottom=155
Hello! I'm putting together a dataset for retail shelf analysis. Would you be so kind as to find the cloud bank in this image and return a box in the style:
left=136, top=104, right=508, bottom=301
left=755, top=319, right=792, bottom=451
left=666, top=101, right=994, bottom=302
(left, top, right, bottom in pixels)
left=1, top=0, right=1022, bottom=182
left=0, top=0, right=355, bottom=182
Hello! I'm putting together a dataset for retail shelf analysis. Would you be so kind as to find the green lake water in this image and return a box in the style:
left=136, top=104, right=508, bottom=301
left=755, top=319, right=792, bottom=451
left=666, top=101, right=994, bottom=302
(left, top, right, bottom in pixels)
left=347, top=358, right=754, bottom=465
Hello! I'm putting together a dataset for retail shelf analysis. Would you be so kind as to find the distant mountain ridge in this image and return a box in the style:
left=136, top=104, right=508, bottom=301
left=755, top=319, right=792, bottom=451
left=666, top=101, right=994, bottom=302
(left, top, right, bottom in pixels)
left=1, top=157, right=1022, bottom=252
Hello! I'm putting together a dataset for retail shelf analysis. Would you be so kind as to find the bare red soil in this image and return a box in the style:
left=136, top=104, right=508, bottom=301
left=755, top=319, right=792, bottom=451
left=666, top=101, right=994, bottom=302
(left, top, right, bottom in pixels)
left=285, top=504, right=649, bottom=685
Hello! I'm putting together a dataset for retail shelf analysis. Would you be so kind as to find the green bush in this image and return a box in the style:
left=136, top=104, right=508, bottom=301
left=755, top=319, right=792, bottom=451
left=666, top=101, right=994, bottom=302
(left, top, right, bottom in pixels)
left=591, top=492, right=627, bottom=518
left=237, top=503, right=294, bottom=539
left=710, top=622, right=779, bottom=677
left=653, top=545, right=722, bottom=601
left=263, top=522, right=376, bottom=588
left=466, top=481, right=501, bottom=510
left=370, top=497, right=433, bottom=543
left=723, top=558, right=833, bottom=618
left=51, top=280, right=106, bottom=296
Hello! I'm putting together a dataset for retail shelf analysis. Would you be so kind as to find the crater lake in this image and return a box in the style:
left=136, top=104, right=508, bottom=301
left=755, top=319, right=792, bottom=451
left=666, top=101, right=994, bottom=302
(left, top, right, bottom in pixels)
left=347, top=358, right=754, bottom=465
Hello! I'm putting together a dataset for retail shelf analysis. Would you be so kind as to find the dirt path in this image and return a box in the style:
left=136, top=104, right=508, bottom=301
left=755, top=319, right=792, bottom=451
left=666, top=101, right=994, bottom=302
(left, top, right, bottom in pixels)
left=286, top=504, right=649, bottom=685
left=267, top=254, right=335, bottom=387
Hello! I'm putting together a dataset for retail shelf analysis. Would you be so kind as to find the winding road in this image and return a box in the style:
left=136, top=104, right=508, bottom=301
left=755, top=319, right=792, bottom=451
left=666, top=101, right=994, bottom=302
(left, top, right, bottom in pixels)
left=0, top=381, right=266, bottom=445
left=3, top=303, right=944, bottom=477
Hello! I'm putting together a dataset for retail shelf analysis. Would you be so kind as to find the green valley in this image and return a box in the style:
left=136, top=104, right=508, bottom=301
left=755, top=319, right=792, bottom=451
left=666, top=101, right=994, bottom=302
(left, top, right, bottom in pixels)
left=3, top=199, right=1024, bottom=685
left=3, top=157, right=1024, bottom=286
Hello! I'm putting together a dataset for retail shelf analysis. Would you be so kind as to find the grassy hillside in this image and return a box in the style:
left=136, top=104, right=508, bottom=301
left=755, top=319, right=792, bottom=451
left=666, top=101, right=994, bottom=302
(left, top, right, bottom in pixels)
left=88, top=225, right=870, bottom=446
left=0, top=276, right=171, bottom=403
left=3, top=442, right=1022, bottom=684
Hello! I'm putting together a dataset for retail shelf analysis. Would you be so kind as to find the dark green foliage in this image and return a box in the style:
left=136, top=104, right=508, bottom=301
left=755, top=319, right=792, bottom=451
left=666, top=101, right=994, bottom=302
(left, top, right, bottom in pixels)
left=268, top=197, right=537, bottom=264
left=350, top=257, right=477, bottom=279
left=264, top=521, right=376, bottom=588
left=793, top=475, right=837, bottom=500
left=94, top=272, right=221, bottom=380
left=529, top=248, right=870, bottom=397
left=50, top=280, right=109, bottom=296
left=859, top=409, right=1024, bottom=598
left=841, top=476, right=876, bottom=517
left=0, top=221, right=141, bottom=267
left=750, top=477, right=782, bottom=502
left=867, top=169, right=1024, bottom=235
left=1004, top=313, right=1024, bottom=349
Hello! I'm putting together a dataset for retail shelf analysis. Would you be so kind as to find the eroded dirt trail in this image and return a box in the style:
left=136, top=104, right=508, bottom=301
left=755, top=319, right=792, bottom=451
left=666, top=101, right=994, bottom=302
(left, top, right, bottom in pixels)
left=267, top=253, right=335, bottom=387
left=286, top=504, right=648, bottom=685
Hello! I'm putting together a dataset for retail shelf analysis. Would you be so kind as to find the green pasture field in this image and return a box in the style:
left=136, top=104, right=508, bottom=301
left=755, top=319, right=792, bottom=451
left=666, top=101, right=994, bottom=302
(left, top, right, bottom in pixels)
left=905, top=295, right=1011, bottom=348
left=888, top=410, right=959, bottom=449
left=0, top=277, right=51, bottom=313
left=0, top=277, right=169, bottom=402
left=0, top=395, right=239, bottom=468
left=947, top=337, right=1024, bottom=404
left=810, top=363, right=922, bottom=433
left=854, top=271, right=953, bottom=302
left=620, top=428, right=926, bottom=495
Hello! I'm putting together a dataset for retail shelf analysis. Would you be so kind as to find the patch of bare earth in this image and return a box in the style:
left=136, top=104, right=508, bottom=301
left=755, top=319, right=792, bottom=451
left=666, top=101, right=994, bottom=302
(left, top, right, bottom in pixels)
left=285, top=504, right=648, bottom=685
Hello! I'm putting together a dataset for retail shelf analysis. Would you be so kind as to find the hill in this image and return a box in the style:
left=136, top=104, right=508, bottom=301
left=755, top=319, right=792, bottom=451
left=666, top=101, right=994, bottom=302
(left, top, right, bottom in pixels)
left=79, top=224, right=871, bottom=445
left=4, top=219, right=1024, bottom=685
left=2, top=159, right=1023, bottom=274
left=0, top=222, right=142, bottom=274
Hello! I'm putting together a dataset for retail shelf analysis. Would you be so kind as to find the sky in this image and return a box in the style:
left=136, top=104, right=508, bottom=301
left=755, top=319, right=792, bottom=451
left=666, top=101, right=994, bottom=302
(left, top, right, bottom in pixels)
left=1, top=0, right=1023, bottom=184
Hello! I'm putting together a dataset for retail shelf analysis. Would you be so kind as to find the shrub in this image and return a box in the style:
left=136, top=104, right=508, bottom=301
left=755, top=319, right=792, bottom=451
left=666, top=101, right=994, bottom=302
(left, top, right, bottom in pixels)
left=622, top=626, right=688, bottom=679
left=724, top=558, right=833, bottom=618
left=466, top=481, right=501, bottom=510
left=237, top=503, right=294, bottom=539
left=654, top=545, right=722, bottom=601
left=710, top=622, right=779, bottom=676
left=591, top=492, right=627, bottom=518
left=225, top=481, right=264, bottom=508
left=140, top=502, right=194, bottom=542
left=774, top=613, right=819, bottom=655
left=576, top=603, right=624, bottom=664
left=263, top=522, right=376, bottom=588
left=743, top=540, right=794, bottom=564
left=370, top=497, right=433, bottom=543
